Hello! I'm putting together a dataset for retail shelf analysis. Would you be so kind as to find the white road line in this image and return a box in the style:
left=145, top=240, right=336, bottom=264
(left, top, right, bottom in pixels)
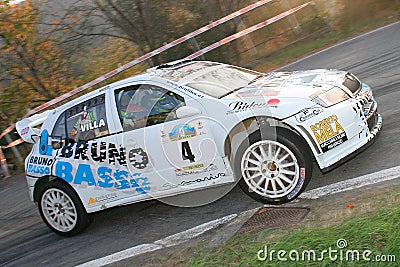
left=77, top=165, right=400, bottom=266
left=300, top=165, right=400, bottom=199
left=280, top=20, right=400, bottom=69
left=77, top=214, right=237, bottom=267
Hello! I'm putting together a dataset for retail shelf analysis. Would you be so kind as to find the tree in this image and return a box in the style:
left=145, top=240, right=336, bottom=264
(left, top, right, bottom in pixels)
left=61, top=0, right=197, bottom=66
left=0, top=0, right=79, bottom=121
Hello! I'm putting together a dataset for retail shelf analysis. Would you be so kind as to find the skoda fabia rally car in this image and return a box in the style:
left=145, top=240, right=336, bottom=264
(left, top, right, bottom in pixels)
left=16, top=60, right=382, bottom=236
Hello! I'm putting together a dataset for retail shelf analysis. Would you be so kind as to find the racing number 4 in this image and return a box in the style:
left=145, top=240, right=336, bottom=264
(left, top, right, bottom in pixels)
left=181, top=141, right=195, bottom=163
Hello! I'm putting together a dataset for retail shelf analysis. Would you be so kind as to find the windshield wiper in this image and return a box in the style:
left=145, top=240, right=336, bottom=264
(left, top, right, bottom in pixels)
left=247, top=74, right=266, bottom=85
left=218, top=75, right=266, bottom=99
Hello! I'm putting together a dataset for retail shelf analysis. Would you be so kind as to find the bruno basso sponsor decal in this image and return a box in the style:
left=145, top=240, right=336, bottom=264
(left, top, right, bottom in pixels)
left=51, top=140, right=151, bottom=193
left=27, top=156, right=54, bottom=175
left=310, top=114, right=348, bottom=152
left=59, top=141, right=149, bottom=169
left=55, top=161, right=151, bottom=193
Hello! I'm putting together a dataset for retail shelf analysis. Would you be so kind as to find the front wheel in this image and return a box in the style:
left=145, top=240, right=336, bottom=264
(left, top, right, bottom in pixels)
left=38, top=180, right=93, bottom=236
left=236, top=130, right=312, bottom=205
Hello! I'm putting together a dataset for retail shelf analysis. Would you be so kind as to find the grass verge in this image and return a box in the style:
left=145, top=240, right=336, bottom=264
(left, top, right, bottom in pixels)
left=183, top=188, right=400, bottom=266
left=186, top=208, right=399, bottom=266
left=141, top=185, right=400, bottom=267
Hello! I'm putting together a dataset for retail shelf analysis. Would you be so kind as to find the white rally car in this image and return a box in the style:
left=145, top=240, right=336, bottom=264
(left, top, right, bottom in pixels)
left=16, top=60, right=382, bottom=236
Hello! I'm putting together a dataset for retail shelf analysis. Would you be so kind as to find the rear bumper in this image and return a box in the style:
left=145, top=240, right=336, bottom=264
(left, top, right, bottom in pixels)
left=26, top=175, right=39, bottom=202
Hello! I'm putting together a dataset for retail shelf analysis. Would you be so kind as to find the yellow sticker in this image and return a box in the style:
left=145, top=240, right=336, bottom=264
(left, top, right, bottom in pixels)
left=88, top=197, right=97, bottom=205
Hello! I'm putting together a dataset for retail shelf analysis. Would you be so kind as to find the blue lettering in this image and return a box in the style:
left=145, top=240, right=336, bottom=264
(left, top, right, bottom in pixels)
left=130, top=179, right=140, bottom=187
left=114, top=170, right=130, bottom=189
left=55, top=161, right=73, bottom=183
left=27, top=164, right=34, bottom=173
left=74, top=164, right=96, bottom=186
left=39, top=130, right=52, bottom=156
left=97, top=167, right=114, bottom=188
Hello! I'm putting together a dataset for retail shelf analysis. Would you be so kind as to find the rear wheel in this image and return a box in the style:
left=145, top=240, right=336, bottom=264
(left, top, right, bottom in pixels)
left=236, top=129, right=312, bottom=205
left=38, top=180, right=93, bottom=236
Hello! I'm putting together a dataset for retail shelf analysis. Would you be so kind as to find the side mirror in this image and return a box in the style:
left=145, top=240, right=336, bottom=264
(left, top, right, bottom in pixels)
left=176, top=106, right=201, bottom=118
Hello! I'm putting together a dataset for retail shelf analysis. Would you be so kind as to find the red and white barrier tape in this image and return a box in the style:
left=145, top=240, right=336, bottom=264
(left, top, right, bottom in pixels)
left=186, top=2, right=311, bottom=60
left=0, top=0, right=273, bottom=139
left=0, top=124, right=15, bottom=139
left=1, top=1, right=311, bottom=141
left=1, top=138, right=23, bottom=149
left=27, top=0, right=274, bottom=116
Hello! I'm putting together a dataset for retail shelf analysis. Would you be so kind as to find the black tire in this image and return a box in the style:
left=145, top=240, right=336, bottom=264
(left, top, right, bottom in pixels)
left=236, top=128, right=312, bottom=205
left=38, top=179, right=93, bottom=236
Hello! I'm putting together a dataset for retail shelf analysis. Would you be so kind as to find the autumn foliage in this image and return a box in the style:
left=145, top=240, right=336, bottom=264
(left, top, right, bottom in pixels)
left=0, top=0, right=80, bottom=121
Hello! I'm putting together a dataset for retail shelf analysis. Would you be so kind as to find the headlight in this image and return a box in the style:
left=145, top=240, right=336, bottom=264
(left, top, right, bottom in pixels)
left=311, top=86, right=350, bottom=108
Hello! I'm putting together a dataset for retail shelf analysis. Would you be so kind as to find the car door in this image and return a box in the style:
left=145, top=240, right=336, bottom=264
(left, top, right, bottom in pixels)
left=112, top=82, right=233, bottom=201
left=49, top=92, right=124, bottom=211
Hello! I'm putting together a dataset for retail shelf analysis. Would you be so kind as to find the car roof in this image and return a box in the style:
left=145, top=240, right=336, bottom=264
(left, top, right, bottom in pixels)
left=147, top=60, right=227, bottom=84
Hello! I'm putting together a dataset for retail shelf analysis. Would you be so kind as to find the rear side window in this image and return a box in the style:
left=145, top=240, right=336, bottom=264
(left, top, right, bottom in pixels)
left=52, top=94, right=109, bottom=142
left=52, top=113, right=67, bottom=139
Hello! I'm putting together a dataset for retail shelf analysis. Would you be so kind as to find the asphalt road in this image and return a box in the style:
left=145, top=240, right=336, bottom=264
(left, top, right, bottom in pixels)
left=1, top=21, right=399, bottom=267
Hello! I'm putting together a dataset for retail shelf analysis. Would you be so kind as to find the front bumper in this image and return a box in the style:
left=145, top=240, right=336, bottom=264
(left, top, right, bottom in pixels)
left=319, top=83, right=382, bottom=172
left=321, top=112, right=382, bottom=173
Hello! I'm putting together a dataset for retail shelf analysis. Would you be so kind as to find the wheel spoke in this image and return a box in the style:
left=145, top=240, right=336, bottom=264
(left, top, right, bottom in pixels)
left=44, top=200, right=54, bottom=207
left=275, top=177, right=287, bottom=191
left=255, top=176, right=266, bottom=187
left=260, top=145, right=268, bottom=159
left=263, top=178, right=270, bottom=194
left=268, top=143, right=273, bottom=158
left=277, top=153, right=290, bottom=163
left=65, top=210, right=76, bottom=218
left=47, top=192, right=56, bottom=203
left=247, top=172, right=262, bottom=181
left=271, top=179, right=278, bottom=194
left=274, top=146, right=281, bottom=160
left=278, top=173, right=293, bottom=184
left=281, top=169, right=296, bottom=176
left=60, top=217, right=67, bottom=227
left=251, top=150, right=262, bottom=161
left=244, top=166, right=259, bottom=172
left=64, top=213, right=75, bottom=224
left=246, top=158, right=260, bottom=166
left=281, top=162, right=295, bottom=168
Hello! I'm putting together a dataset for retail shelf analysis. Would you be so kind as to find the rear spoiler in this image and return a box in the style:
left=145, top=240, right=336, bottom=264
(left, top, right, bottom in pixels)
left=15, top=110, right=53, bottom=143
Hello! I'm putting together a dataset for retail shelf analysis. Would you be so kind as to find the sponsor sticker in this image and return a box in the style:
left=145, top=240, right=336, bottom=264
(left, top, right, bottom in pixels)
left=295, top=106, right=324, bottom=123
left=310, top=114, right=348, bottom=152
left=175, top=163, right=218, bottom=177
left=88, top=193, right=118, bottom=205
left=163, top=172, right=226, bottom=190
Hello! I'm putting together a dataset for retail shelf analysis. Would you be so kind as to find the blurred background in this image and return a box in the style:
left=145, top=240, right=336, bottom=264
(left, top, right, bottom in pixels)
left=1, top=0, right=399, bottom=174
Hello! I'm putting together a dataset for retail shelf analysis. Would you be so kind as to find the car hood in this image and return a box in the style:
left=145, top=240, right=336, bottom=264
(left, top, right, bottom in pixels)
left=222, top=69, right=348, bottom=100
left=219, top=69, right=349, bottom=119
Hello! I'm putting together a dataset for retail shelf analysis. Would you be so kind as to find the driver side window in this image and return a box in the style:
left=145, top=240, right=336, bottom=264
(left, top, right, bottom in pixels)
left=115, top=85, right=185, bottom=131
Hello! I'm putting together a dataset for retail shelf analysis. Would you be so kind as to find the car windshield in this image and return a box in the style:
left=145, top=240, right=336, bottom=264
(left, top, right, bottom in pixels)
left=185, top=66, right=261, bottom=98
